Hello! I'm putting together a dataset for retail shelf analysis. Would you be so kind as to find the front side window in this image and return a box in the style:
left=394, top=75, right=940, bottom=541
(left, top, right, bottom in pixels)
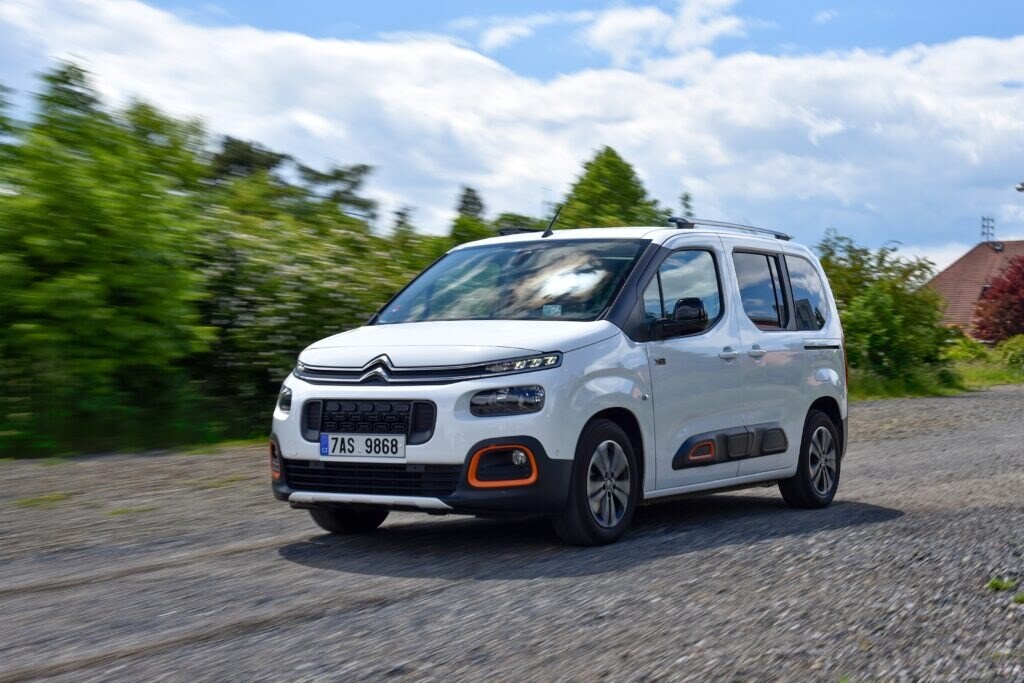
left=643, top=249, right=722, bottom=336
left=786, top=255, right=828, bottom=330
left=376, top=240, right=646, bottom=324
left=732, top=251, right=789, bottom=330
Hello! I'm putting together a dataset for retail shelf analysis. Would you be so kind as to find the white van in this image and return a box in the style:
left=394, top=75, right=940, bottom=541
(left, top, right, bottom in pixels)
left=270, top=219, right=847, bottom=545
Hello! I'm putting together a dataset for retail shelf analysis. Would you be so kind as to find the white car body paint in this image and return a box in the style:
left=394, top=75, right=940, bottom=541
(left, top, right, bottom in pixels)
left=271, top=225, right=847, bottom=512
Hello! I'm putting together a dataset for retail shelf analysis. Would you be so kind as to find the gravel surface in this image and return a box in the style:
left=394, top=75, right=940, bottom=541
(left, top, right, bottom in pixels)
left=1, top=386, right=1022, bottom=682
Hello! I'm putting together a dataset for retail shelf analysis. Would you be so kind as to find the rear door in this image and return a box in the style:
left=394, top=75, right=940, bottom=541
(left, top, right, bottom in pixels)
left=725, top=240, right=806, bottom=477
left=643, top=235, right=746, bottom=491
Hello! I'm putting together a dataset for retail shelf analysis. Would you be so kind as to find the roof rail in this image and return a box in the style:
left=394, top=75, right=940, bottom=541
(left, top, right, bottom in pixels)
left=668, top=216, right=791, bottom=241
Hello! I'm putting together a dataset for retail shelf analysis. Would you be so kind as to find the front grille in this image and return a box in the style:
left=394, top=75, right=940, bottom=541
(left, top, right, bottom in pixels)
left=282, top=460, right=462, bottom=497
left=302, top=400, right=436, bottom=444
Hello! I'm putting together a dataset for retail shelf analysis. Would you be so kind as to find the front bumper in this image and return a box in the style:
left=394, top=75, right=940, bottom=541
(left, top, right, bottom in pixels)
left=272, top=435, right=573, bottom=516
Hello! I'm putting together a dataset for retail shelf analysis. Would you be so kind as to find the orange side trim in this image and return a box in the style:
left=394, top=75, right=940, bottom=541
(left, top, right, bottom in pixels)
left=468, top=445, right=538, bottom=488
left=688, top=440, right=716, bottom=463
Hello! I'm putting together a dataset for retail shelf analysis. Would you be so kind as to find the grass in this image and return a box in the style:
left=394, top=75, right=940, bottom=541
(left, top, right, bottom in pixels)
left=181, top=437, right=266, bottom=456
left=955, top=361, right=1024, bottom=389
left=106, top=505, right=157, bottom=517
left=14, top=492, right=72, bottom=508
left=1014, top=593, right=1024, bottom=605
left=985, top=577, right=1018, bottom=592
left=848, top=361, right=1024, bottom=402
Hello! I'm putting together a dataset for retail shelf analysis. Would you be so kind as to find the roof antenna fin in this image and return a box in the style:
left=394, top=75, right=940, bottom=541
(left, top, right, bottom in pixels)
left=542, top=204, right=562, bottom=238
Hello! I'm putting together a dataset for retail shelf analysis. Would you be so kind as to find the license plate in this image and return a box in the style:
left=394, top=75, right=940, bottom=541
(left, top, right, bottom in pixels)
left=319, top=433, right=406, bottom=458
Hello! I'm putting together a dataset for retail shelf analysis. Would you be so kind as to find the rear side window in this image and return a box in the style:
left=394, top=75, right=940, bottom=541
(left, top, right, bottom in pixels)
left=732, top=252, right=788, bottom=330
left=785, top=255, right=828, bottom=330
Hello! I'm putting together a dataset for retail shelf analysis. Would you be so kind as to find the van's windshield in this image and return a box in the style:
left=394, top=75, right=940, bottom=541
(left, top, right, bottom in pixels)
left=376, top=239, right=647, bottom=324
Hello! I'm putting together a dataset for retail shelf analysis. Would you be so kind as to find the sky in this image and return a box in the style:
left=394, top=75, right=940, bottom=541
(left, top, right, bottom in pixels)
left=1, top=0, right=1023, bottom=269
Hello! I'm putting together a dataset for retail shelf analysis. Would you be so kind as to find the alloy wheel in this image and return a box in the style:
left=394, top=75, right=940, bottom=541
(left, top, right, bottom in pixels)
left=808, top=425, right=837, bottom=497
left=587, top=440, right=630, bottom=528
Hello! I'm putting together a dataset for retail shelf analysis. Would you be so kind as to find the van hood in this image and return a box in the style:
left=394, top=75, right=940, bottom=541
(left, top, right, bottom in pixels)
left=299, top=320, right=619, bottom=368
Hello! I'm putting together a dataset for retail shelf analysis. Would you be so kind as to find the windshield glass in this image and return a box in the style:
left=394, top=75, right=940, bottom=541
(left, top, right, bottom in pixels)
left=376, top=239, right=647, bottom=324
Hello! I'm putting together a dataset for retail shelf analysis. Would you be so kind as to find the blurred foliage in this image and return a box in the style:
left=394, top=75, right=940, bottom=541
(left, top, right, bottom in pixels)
left=559, top=146, right=670, bottom=228
left=996, top=335, right=1024, bottom=370
left=973, top=255, right=1024, bottom=342
left=942, top=334, right=991, bottom=362
left=8, top=62, right=996, bottom=455
left=817, top=230, right=952, bottom=381
left=5, top=64, right=690, bottom=456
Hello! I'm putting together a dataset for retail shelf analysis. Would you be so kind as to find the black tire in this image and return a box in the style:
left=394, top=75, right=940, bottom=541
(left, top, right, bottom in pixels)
left=552, top=418, right=639, bottom=546
left=779, top=410, right=841, bottom=509
left=309, top=507, right=389, bottom=534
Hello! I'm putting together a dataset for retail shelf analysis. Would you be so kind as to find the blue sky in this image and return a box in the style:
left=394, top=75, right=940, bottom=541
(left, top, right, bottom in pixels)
left=2, top=0, right=1024, bottom=268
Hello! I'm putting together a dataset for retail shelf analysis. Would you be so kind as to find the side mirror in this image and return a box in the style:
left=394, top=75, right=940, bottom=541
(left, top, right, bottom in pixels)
left=651, top=297, right=708, bottom=340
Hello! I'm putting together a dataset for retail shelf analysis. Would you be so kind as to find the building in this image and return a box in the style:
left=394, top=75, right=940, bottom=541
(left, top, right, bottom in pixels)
left=929, top=240, right=1024, bottom=333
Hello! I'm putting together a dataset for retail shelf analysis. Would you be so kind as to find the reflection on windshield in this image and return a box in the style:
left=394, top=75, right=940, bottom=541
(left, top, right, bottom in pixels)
left=377, top=240, right=646, bottom=323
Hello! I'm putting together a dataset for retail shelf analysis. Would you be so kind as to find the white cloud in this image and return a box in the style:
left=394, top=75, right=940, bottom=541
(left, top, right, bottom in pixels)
left=582, top=0, right=746, bottom=67
left=1, top=0, right=1023, bottom=252
left=814, top=9, right=839, bottom=25
left=451, top=10, right=595, bottom=52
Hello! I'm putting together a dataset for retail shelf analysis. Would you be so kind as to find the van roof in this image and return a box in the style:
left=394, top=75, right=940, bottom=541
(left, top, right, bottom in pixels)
left=456, top=220, right=803, bottom=251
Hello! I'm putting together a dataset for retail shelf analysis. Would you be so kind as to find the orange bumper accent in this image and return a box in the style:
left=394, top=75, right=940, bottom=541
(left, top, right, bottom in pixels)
left=467, top=445, right=538, bottom=488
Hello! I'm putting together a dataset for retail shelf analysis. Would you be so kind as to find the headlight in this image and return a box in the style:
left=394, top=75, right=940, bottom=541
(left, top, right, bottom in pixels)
left=483, top=353, right=561, bottom=375
left=470, top=386, right=545, bottom=417
left=277, top=385, right=293, bottom=412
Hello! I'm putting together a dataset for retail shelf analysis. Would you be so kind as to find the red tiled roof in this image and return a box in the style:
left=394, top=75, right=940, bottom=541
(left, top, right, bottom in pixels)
left=928, top=240, right=1024, bottom=330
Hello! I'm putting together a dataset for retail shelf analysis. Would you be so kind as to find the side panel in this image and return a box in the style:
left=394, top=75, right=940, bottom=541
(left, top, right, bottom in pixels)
left=561, top=334, right=657, bottom=494
left=720, top=238, right=806, bottom=478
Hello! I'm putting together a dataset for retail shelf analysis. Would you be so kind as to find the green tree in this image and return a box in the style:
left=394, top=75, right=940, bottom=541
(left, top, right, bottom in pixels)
left=298, top=162, right=378, bottom=220
left=0, top=64, right=210, bottom=453
left=817, top=230, right=950, bottom=379
left=456, top=186, right=485, bottom=219
left=210, top=136, right=291, bottom=181
left=679, top=191, right=695, bottom=218
left=492, top=212, right=545, bottom=233
left=450, top=215, right=492, bottom=245
left=559, top=146, right=669, bottom=228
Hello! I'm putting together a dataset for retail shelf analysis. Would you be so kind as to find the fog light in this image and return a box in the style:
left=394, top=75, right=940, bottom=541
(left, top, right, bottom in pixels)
left=269, top=442, right=282, bottom=481
left=470, top=386, right=545, bottom=416
left=511, top=449, right=528, bottom=466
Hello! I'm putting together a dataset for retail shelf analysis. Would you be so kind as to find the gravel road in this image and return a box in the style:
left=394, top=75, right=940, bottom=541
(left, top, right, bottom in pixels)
left=1, top=386, right=1023, bottom=682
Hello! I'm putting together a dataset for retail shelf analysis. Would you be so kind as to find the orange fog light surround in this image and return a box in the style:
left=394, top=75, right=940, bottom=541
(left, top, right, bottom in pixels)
left=269, top=441, right=281, bottom=481
left=467, top=445, right=538, bottom=488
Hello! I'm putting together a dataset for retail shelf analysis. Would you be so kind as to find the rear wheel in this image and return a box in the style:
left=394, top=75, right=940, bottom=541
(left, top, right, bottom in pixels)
left=309, top=507, right=389, bottom=534
left=779, top=410, right=840, bottom=508
left=552, top=419, right=639, bottom=546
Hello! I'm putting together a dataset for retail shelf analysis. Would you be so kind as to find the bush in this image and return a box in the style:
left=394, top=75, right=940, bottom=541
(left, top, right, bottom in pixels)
left=996, top=335, right=1024, bottom=370
left=973, top=256, right=1024, bottom=342
left=943, top=335, right=991, bottom=362
left=819, top=230, right=951, bottom=380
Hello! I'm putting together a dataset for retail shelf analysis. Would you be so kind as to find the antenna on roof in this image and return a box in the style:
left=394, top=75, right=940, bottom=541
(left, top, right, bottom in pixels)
left=541, top=204, right=562, bottom=238
left=981, top=216, right=995, bottom=243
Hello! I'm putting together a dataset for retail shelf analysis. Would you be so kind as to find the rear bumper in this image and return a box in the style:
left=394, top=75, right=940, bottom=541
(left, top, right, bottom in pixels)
left=273, top=435, right=573, bottom=516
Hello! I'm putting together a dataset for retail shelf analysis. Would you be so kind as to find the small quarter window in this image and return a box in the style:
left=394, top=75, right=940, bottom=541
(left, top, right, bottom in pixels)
left=785, top=255, right=828, bottom=331
left=732, top=252, right=789, bottom=330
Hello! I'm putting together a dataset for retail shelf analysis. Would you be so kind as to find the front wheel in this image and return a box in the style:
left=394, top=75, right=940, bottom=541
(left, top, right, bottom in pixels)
left=309, top=507, right=389, bottom=534
left=552, top=419, right=639, bottom=546
left=779, top=410, right=841, bottom=508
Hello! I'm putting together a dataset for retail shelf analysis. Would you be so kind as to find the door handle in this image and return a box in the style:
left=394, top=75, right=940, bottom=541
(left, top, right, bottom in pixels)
left=719, top=347, right=739, bottom=360
left=748, top=345, right=767, bottom=359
